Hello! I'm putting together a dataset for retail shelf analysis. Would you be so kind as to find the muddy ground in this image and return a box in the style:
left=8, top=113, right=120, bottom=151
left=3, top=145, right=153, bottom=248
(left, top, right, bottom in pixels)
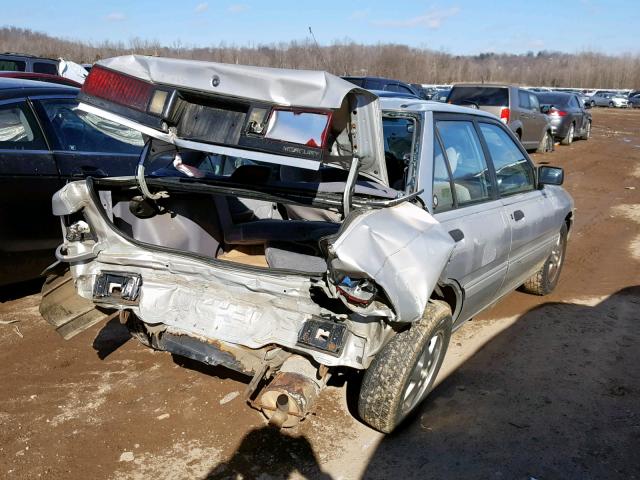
left=0, top=108, right=639, bottom=480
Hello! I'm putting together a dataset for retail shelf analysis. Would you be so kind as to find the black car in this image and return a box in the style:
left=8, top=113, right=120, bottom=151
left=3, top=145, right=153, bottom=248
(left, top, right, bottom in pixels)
left=0, top=78, right=144, bottom=285
left=0, top=53, right=60, bottom=75
left=342, top=76, right=423, bottom=99
left=536, top=91, right=592, bottom=145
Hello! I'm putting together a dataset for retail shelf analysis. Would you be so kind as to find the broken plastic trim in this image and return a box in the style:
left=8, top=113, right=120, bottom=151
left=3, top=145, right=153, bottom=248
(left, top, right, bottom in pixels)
left=93, top=271, right=142, bottom=305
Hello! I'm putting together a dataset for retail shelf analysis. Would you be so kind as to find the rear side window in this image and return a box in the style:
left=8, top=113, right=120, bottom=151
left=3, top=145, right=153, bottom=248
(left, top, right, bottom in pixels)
left=0, top=59, right=26, bottom=72
left=479, top=123, right=535, bottom=196
left=33, top=62, right=58, bottom=75
left=448, top=87, right=509, bottom=107
left=435, top=120, right=494, bottom=205
left=344, top=78, right=364, bottom=87
left=0, top=103, right=47, bottom=150
left=432, top=139, right=455, bottom=212
left=382, top=116, right=415, bottom=190
left=518, top=90, right=531, bottom=109
left=528, top=93, right=540, bottom=111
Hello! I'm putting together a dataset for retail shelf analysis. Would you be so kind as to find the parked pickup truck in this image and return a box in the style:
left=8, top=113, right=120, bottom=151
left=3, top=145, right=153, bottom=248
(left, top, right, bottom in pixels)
left=40, top=56, right=574, bottom=433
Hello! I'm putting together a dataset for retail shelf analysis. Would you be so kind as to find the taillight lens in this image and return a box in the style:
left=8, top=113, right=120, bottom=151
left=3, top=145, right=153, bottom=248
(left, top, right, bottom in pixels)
left=82, top=65, right=169, bottom=116
left=335, top=275, right=376, bottom=306
left=500, top=107, right=510, bottom=124
left=548, top=107, right=567, bottom=117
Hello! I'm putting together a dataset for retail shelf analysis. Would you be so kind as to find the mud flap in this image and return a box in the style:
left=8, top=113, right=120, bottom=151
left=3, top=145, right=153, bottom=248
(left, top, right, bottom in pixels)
left=39, top=270, right=111, bottom=340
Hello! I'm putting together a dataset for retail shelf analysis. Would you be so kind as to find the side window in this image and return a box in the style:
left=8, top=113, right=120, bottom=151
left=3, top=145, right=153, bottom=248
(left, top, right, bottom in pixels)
left=518, top=90, right=531, bottom=109
left=382, top=116, right=415, bottom=190
left=479, top=123, right=535, bottom=196
left=432, top=139, right=455, bottom=212
left=435, top=120, right=494, bottom=205
left=39, top=99, right=144, bottom=154
left=0, top=59, right=26, bottom=72
left=33, top=62, right=58, bottom=75
left=396, top=85, right=414, bottom=95
left=570, top=96, right=579, bottom=108
left=528, top=93, right=540, bottom=111
left=0, top=102, right=47, bottom=150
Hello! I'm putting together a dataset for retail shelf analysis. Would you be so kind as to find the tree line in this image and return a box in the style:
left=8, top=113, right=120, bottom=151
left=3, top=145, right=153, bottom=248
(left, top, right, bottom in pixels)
left=1, top=26, right=638, bottom=89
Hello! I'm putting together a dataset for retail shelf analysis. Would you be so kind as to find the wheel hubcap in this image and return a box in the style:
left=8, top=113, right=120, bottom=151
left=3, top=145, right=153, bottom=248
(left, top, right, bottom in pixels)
left=568, top=125, right=574, bottom=143
left=547, top=234, right=564, bottom=284
left=401, top=332, right=443, bottom=415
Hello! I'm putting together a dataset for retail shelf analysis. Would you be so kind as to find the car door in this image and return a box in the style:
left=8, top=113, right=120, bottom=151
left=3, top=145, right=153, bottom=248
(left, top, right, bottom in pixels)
left=0, top=99, right=62, bottom=285
left=477, top=121, right=558, bottom=294
left=516, top=89, right=535, bottom=147
left=570, top=95, right=587, bottom=133
left=32, top=98, right=143, bottom=181
left=431, top=115, right=511, bottom=325
left=528, top=92, right=547, bottom=145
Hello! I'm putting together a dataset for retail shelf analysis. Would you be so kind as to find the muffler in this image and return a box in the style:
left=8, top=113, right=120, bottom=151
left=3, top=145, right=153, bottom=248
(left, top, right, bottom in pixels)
left=259, top=355, right=326, bottom=428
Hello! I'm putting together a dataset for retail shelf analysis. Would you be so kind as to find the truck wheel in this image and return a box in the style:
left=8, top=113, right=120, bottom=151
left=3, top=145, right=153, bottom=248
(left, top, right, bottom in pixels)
left=521, top=224, right=568, bottom=296
left=537, top=131, right=553, bottom=153
left=560, top=123, right=574, bottom=145
left=358, top=300, right=452, bottom=433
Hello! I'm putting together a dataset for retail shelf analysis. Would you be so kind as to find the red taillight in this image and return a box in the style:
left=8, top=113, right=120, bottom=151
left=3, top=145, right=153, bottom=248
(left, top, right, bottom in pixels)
left=82, top=65, right=154, bottom=113
left=500, top=107, right=510, bottom=124
left=548, top=107, right=567, bottom=117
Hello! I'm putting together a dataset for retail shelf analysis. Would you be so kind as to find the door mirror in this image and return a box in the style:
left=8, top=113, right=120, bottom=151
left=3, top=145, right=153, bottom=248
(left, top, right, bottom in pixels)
left=540, top=105, right=551, bottom=114
left=538, top=166, right=564, bottom=186
left=584, top=102, right=592, bottom=109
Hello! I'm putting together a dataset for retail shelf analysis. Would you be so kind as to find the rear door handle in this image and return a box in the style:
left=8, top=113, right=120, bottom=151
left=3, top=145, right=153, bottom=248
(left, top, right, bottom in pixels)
left=512, top=210, right=525, bottom=221
left=448, top=229, right=465, bottom=242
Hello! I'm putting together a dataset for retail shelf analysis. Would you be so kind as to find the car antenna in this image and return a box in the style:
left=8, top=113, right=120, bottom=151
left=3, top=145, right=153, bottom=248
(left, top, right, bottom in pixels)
left=308, top=26, right=330, bottom=71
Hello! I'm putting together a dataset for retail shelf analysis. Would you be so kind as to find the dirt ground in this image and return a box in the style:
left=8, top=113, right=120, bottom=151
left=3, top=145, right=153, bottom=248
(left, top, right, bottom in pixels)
left=1, top=108, right=639, bottom=480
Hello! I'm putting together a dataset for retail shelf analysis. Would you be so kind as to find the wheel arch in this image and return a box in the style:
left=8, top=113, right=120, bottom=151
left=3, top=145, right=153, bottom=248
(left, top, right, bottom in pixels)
left=431, top=280, right=464, bottom=322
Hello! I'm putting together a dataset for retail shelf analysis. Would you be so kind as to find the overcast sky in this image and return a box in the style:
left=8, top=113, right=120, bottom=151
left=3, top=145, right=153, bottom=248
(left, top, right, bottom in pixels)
left=3, top=0, right=637, bottom=55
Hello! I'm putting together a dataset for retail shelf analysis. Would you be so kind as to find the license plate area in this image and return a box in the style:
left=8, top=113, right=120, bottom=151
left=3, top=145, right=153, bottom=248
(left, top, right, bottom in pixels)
left=297, top=318, right=347, bottom=356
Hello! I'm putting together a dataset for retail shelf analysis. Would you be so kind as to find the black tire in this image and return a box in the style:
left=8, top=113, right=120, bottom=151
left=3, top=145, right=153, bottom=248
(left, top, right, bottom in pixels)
left=358, top=300, right=452, bottom=433
left=536, top=130, right=553, bottom=153
left=590, top=100, right=596, bottom=108
left=608, top=101, right=614, bottom=107
left=581, top=121, right=591, bottom=140
left=521, top=223, right=568, bottom=296
left=560, top=123, right=575, bottom=145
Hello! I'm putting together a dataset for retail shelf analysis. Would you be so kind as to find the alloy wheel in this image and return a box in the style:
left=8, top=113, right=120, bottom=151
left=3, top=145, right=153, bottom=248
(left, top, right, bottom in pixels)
left=401, top=331, right=444, bottom=415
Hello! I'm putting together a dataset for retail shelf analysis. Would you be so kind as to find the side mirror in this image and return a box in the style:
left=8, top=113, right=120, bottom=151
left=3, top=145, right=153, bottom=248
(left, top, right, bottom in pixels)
left=584, top=102, right=592, bottom=109
left=540, top=105, right=551, bottom=114
left=538, top=166, right=564, bottom=186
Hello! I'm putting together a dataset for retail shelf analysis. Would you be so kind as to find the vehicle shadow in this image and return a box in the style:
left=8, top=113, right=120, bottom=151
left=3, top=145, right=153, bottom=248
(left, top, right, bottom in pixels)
left=92, top=317, right=131, bottom=359
left=361, top=286, right=640, bottom=479
left=0, top=277, right=44, bottom=302
left=205, top=425, right=333, bottom=479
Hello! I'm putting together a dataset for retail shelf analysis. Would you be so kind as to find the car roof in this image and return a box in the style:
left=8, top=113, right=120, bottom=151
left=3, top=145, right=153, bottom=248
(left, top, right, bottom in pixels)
left=378, top=96, right=497, bottom=118
left=0, top=52, right=58, bottom=62
left=451, top=83, right=514, bottom=89
left=0, top=77, right=78, bottom=100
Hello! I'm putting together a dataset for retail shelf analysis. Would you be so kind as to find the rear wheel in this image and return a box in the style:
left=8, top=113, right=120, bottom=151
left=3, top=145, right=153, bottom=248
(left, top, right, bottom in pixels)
left=608, top=101, right=614, bottom=107
left=560, top=123, right=575, bottom=145
left=358, top=301, right=452, bottom=433
left=521, top=224, right=568, bottom=296
left=590, top=100, right=596, bottom=108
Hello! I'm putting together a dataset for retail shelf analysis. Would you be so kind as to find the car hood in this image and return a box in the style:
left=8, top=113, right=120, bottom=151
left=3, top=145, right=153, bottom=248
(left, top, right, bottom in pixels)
left=77, top=55, right=389, bottom=186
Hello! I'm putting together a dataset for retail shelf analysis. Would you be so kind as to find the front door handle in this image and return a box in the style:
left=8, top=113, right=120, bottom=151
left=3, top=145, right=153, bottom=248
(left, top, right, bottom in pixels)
left=448, top=229, right=465, bottom=242
left=512, top=210, right=525, bottom=221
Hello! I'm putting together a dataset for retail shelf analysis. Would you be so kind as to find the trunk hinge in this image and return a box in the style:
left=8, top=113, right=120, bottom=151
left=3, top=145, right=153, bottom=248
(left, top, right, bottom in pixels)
left=342, top=156, right=360, bottom=218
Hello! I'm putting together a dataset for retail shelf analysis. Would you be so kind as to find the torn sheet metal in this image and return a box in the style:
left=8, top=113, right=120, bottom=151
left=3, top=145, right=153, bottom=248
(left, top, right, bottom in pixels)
left=331, top=203, right=456, bottom=323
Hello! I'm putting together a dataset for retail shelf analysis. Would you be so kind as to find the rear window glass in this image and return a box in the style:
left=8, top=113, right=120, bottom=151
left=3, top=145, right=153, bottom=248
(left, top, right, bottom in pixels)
left=448, top=87, right=509, bottom=107
left=0, top=59, right=26, bottom=72
left=537, top=93, right=570, bottom=106
left=33, top=62, right=58, bottom=75
left=344, top=78, right=364, bottom=87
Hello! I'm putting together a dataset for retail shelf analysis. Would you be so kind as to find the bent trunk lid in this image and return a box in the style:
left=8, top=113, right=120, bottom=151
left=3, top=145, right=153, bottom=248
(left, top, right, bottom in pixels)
left=76, top=55, right=389, bottom=186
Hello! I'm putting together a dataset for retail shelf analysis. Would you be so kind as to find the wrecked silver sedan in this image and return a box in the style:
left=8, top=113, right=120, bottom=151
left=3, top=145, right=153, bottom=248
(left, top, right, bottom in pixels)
left=40, top=56, right=574, bottom=433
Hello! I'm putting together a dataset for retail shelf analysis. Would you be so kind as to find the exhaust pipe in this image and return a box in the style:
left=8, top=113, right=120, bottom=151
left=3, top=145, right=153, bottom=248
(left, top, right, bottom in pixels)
left=259, top=355, right=325, bottom=428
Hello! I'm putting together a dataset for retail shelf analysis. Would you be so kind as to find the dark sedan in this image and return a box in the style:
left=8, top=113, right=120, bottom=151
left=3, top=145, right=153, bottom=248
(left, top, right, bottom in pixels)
left=0, top=78, right=143, bottom=285
left=537, top=92, right=592, bottom=145
left=342, top=76, right=423, bottom=99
